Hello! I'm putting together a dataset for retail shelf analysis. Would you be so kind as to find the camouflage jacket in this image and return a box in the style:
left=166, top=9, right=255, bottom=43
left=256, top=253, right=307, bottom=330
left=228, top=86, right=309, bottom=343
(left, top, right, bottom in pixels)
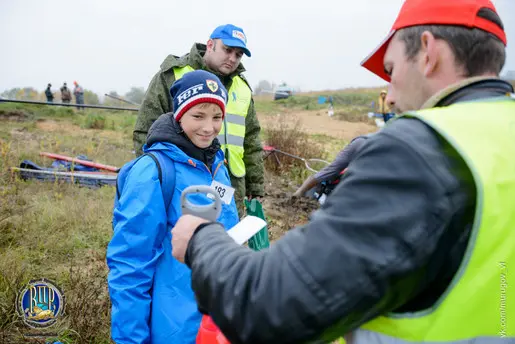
left=133, top=43, right=264, bottom=196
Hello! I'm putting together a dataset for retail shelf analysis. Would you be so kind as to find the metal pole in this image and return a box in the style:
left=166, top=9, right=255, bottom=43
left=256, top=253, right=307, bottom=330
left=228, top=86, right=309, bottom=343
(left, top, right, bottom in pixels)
left=104, top=93, right=140, bottom=106
left=0, top=98, right=139, bottom=112
left=270, top=148, right=306, bottom=161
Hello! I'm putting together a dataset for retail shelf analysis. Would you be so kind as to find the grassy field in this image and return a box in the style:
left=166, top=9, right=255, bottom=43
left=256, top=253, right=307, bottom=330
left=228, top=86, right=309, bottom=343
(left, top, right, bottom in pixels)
left=0, top=104, right=136, bottom=343
left=0, top=90, right=373, bottom=343
left=254, top=88, right=379, bottom=117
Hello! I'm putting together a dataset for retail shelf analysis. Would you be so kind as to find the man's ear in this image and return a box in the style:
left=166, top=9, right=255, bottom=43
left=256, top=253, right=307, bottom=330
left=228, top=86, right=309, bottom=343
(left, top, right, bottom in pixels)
left=420, top=31, right=439, bottom=77
left=206, top=39, right=215, bottom=52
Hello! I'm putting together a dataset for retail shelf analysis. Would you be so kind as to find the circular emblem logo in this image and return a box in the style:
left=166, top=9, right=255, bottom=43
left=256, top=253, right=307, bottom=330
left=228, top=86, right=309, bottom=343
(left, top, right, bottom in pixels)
left=16, top=278, right=65, bottom=328
left=206, top=79, right=219, bottom=93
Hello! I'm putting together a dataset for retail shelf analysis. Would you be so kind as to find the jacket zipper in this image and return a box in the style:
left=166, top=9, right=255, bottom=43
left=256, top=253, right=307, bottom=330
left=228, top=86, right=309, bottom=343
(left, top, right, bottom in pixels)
left=202, top=161, right=223, bottom=180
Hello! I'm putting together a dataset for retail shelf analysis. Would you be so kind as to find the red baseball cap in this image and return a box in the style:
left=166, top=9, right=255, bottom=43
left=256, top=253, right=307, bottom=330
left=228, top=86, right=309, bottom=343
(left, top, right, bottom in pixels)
left=361, top=0, right=507, bottom=82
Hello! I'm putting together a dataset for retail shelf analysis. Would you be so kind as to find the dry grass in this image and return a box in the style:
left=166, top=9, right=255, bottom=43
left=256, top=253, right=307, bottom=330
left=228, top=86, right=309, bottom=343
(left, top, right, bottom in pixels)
left=0, top=105, right=133, bottom=343
left=263, top=115, right=329, bottom=184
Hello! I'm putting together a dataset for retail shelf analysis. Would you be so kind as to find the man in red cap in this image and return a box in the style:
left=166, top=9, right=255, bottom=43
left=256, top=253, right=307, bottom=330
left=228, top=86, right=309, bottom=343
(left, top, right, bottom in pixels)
left=73, top=80, right=85, bottom=110
left=169, top=0, right=515, bottom=342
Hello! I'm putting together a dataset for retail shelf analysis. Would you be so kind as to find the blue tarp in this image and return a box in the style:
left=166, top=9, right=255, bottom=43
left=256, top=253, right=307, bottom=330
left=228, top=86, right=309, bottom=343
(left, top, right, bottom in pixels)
left=17, top=155, right=114, bottom=189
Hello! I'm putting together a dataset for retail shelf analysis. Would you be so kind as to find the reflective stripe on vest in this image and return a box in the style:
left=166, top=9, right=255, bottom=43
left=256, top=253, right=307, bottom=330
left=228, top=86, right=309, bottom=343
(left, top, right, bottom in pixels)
left=351, top=330, right=512, bottom=343
left=173, top=65, right=251, bottom=178
left=216, top=133, right=244, bottom=147
left=348, top=97, right=515, bottom=343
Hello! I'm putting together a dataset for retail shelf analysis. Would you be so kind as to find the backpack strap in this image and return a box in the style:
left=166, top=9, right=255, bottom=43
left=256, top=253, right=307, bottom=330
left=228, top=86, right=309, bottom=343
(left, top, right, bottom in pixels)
left=144, top=153, right=163, bottom=187
left=115, top=152, right=175, bottom=211
left=145, top=151, right=175, bottom=211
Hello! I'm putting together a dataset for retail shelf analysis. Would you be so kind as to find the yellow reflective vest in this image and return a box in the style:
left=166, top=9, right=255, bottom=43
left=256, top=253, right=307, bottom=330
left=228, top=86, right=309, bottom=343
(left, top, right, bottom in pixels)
left=348, top=96, right=515, bottom=343
left=377, top=95, right=391, bottom=114
left=173, top=65, right=251, bottom=177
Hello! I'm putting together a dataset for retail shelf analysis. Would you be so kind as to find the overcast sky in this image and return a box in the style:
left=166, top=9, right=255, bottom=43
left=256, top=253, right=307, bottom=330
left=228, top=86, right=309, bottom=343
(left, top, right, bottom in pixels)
left=1, top=0, right=514, bottom=96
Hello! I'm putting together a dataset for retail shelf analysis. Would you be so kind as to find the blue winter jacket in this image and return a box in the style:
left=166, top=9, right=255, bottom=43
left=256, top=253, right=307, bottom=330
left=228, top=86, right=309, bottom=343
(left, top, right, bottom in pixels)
left=107, top=134, right=239, bottom=343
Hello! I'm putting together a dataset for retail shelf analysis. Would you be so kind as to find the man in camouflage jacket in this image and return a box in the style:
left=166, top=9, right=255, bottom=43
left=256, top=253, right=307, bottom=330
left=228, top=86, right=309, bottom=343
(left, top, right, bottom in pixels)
left=133, top=25, right=264, bottom=216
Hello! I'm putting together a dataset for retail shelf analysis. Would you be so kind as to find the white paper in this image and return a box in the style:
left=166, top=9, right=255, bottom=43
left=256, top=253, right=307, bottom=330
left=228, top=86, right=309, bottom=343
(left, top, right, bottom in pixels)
left=226, top=216, right=267, bottom=245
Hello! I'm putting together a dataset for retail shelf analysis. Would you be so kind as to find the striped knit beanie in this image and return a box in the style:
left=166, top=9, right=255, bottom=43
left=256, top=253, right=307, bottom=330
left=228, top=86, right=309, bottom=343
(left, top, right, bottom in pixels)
left=170, top=70, right=228, bottom=121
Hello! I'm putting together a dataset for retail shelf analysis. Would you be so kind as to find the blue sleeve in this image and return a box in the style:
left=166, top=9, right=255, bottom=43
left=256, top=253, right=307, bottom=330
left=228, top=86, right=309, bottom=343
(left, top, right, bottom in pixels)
left=106, top=156, right=167, bottom=344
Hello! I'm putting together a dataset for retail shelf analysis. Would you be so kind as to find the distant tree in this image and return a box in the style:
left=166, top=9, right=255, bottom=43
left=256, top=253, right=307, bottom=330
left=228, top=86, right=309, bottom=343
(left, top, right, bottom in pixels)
left=253, top=80, right=273, bottom=95
left=107, top=91, right=119, bottom=99
left=38, top=91, right=48, bottom=101
left=124, top=87, right=145, bottom=105
left=503, top=70, right=515, bottom=81
left=83, top=90, right=100, bottom=105
left=0, top=88, right=21, bottom=100
left=15, top=87, right=39, bottom=100
left=104, top=91, right=125, bottom=107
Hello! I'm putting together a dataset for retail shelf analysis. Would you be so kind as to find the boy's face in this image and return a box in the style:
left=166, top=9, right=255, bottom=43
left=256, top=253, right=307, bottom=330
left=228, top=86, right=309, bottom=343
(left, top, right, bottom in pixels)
left=180, top=103, right=223, bottom=148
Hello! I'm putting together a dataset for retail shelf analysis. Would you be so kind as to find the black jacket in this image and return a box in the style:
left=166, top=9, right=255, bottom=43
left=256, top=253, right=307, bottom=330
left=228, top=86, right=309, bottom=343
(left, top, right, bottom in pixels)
left=185, top=79, right=514, bottom=343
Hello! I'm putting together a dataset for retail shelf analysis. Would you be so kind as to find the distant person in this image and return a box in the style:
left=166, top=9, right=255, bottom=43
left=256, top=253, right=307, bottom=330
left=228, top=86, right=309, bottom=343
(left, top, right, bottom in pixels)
left=328, top=95, right=334, bottom=117
left=73, top=81, right=85, bottom=110
left=377, top=90, right=395, bottom=122
left=60, top=82, right=72, bottom=104
left=45, top=83, right=54, bottom=103
left=134, top=24, right=264, bottom=217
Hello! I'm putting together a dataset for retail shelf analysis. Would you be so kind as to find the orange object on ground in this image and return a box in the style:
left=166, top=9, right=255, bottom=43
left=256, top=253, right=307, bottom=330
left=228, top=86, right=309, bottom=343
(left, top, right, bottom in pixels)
left=40, top=152, right=120, bottom=172
left=196, top=315, right=230, bottom=344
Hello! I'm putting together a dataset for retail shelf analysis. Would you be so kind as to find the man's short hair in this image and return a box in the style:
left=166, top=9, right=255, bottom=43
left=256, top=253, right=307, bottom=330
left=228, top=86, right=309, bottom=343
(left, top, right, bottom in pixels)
left=398, top=8, right=506, bottom=77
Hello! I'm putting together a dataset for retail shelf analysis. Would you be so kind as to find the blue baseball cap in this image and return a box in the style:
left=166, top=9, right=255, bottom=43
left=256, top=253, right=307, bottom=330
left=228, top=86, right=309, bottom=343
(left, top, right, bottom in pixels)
left=209, top=24, right=251, bottom=57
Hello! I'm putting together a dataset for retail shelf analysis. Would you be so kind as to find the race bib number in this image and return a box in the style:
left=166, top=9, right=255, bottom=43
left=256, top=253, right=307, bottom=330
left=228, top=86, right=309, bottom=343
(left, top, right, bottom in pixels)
left=210, top=180, right=235, bottom=205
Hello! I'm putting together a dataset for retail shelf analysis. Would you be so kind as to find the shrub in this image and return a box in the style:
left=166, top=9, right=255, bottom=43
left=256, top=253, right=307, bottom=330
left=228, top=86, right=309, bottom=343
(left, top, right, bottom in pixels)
left=264, top=115, right=328, bottom=178
left=83, top=114, right=106, bottom=129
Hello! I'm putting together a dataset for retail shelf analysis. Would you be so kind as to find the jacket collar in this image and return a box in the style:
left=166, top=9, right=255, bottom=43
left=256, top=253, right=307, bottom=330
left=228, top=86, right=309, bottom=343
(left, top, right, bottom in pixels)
left=421, top=76, right=514, bottom=109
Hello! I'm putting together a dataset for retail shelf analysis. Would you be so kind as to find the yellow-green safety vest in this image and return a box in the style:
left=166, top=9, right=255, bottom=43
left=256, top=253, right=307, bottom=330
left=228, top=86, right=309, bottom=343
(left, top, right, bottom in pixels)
left=173, top=65, right=251, bottom=178
left=347, top=96, right=515, bottom=343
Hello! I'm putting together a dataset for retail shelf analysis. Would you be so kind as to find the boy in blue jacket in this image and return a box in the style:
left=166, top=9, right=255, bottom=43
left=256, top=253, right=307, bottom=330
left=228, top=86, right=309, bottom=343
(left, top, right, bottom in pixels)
left=107, top=70, right=239, bottom=344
